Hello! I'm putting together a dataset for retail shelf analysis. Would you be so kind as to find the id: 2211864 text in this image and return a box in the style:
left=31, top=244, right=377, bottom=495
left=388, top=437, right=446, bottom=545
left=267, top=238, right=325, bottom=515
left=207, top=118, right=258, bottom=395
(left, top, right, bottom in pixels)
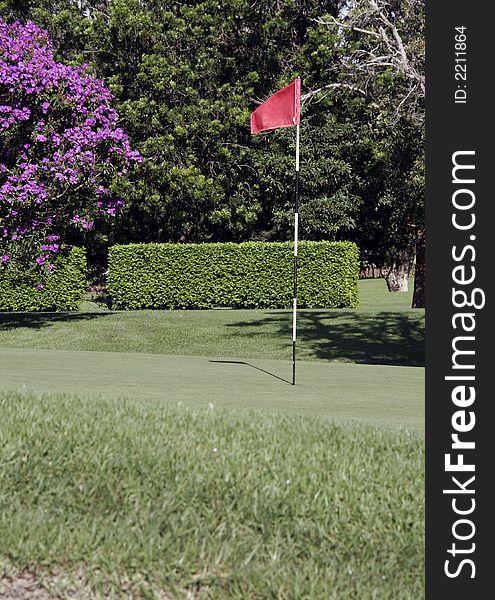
left=454, top=26, right=468, bottom=104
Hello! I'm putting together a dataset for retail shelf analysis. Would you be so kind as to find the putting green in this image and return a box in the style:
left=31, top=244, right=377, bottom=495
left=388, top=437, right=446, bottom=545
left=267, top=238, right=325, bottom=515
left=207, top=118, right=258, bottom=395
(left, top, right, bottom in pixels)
left=0, top=347, right=424, bottom=430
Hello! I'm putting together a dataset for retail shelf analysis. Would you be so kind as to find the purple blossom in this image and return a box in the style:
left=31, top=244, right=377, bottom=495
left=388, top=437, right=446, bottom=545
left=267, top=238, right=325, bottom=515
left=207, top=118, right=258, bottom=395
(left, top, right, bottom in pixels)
left=0, top=18, right=141, bottom=280
left=1, top=254, right=9, bottom=264
left=80, top=218, right=94, bottom=230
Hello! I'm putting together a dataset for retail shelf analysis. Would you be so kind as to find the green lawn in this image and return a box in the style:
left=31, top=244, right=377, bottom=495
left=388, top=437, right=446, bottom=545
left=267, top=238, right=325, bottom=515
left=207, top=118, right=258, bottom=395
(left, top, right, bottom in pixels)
left=0, top=391, right=424, bottom=599
left=0, top=278, right=424, bottom=598
left=0, top=347, right=423, bottom=430
left=0, top=279, right=424, bottom=366
left=0, top=278, right=424, bottom=429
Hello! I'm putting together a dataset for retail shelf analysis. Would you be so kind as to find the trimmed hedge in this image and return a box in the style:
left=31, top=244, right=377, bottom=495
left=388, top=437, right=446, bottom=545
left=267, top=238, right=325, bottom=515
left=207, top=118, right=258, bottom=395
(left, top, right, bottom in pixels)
left=108, top=241, right=359, bottom=309
left=0, top=247, right=87, bottom=312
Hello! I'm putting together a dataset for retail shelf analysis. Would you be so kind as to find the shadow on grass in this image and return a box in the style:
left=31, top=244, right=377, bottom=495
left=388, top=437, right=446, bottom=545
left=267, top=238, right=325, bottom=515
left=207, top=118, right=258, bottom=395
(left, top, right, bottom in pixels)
left=226, top=311, right=425, bottom=367
left=209, top=360, right=292, bottom=385
left=0, top=312, right=112, bottom=331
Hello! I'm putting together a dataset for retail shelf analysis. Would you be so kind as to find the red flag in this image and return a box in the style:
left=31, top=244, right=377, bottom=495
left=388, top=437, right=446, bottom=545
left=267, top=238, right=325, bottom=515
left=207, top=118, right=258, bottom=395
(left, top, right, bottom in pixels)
left=250, top=78, right=300, bottom=134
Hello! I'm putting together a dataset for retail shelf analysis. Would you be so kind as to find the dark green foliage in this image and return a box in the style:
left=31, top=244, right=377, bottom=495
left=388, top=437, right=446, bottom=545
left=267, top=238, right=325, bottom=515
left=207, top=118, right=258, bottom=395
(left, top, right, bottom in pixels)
left=0, top=248, right=86, bottom=311
left=0, top=1, right=377, bottom=252
left=9, top=0, right=307, bottom=246
left=0, top=0, right=425, bottom=293
left=252, top=110, right=375, bottom=241
left=108, top=241, right=359, bottom=310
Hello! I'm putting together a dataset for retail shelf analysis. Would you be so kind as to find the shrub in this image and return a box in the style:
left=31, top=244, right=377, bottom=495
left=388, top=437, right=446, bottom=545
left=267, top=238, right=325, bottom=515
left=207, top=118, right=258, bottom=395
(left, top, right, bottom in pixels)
left=108, top=241, right=359, bottom=309
left=0, top=19, right=140, bottom=280
left=0, top=247, right=86, bottom=311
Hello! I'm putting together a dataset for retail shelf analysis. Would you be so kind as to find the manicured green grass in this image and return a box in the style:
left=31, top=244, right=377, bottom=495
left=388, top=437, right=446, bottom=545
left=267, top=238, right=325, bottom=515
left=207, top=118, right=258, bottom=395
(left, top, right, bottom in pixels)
left=0, top=390, right=424, bottom=599
left=0, top=347, right=424, bottom=430
left=0, top=277, right=424, bottom=597
left=0, top=279, right=424, bottom=366
left=355, top=278, right=417, bottom=311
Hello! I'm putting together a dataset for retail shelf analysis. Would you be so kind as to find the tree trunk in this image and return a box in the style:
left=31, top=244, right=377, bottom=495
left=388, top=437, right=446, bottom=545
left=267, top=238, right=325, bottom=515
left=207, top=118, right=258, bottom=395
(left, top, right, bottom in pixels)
left=385, top=249, right=413, bottom=292
left=412, top=228, right=425, bottom=308
left=385, top=263, right=410, bottom=292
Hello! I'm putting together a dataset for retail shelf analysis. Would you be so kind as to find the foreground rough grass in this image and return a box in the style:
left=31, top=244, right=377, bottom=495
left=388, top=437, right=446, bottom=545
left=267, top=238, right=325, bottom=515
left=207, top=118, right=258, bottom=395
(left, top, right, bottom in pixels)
left=0, top=391, right=424, bottom=599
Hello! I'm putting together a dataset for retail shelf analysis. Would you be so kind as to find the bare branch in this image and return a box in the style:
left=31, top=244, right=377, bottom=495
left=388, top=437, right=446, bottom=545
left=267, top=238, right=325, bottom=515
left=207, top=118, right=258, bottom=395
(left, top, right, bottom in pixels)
left=315, top=0, right=424, bottom=121
left=314, top=16, right=380, bottom=39
left=301, top=82, right=366, bottom=103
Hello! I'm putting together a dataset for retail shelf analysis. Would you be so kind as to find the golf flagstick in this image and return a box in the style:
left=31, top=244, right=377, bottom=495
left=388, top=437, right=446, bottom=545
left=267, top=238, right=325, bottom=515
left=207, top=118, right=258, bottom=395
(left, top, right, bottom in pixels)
left=292, top=123, right=300, bottom=386
left=250, top=78, right=301, bottom=384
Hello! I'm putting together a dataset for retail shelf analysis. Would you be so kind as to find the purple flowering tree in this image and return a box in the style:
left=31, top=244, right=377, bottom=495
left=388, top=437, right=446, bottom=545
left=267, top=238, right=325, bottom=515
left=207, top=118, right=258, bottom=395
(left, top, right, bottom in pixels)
left=0, top=19, right=140, bottom=286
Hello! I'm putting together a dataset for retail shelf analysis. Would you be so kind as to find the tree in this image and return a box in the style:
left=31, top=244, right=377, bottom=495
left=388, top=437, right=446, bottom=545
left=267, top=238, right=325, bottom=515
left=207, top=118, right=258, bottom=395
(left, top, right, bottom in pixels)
left=1, top=1, right=425, bottom=309
left=3, top=1, right=361, bottom=251
left=0, top=18, right=140, bottom=284
left=14, top=0, right=303, bottom=246
left=251, top=107, right=375, bottom=242
left=313, top=0, right=425, bottom=304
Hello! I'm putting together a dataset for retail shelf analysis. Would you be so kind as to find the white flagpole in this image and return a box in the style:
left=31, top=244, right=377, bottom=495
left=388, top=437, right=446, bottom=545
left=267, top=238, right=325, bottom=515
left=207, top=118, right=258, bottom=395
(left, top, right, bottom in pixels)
left=292, top=123, right=300, bottom=385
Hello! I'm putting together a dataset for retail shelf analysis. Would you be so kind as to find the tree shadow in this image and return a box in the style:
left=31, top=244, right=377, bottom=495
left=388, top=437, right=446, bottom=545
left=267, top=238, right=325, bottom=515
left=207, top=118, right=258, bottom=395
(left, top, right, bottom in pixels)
left=226, top=310, right=425, bottom=367
left=0, top=311, right=113, bottom=331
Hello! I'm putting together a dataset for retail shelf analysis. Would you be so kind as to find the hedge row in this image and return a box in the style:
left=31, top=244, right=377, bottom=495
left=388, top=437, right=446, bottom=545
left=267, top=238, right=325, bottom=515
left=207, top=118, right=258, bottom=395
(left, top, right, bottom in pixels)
left=0, top=247, right=86, bottom=312
left=107, top=241, right=359, bottom=310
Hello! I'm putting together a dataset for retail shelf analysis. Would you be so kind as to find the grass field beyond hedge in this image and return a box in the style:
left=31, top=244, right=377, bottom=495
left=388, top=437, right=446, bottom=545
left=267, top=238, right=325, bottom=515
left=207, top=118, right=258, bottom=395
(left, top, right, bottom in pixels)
left=0, top=391, right=424, bottom=599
